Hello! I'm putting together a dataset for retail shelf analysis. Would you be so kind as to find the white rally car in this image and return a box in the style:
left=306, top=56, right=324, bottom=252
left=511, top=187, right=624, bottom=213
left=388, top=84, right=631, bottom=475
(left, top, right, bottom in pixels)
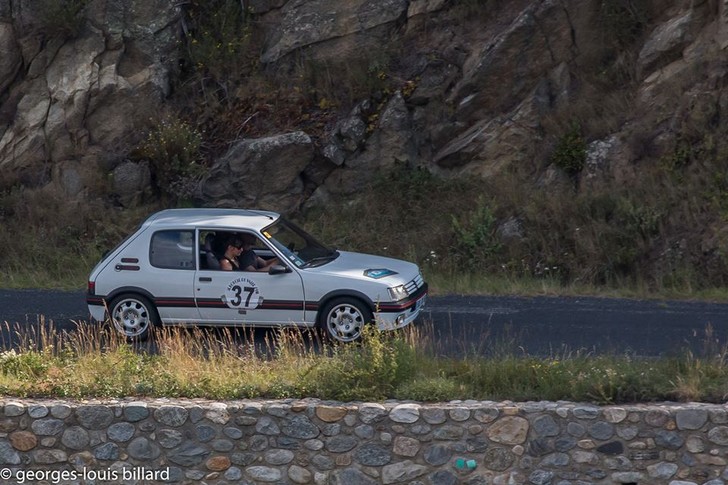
left=87, top=208, right=427, bottom=342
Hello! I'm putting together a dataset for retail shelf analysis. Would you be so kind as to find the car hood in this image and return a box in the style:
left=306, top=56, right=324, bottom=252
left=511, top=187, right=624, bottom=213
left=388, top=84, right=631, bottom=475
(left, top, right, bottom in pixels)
left=308, top=250, right=419, bottom=284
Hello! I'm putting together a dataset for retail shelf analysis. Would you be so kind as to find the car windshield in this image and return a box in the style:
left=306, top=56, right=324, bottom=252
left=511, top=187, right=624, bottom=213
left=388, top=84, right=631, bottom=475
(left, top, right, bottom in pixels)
left=262, top=218, right=338, bottom=268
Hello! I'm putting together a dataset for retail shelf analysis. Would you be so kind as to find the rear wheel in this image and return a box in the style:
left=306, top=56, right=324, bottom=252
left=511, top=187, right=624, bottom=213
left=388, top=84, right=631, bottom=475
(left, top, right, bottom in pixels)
left=109, top=294, right=158, bottom=341
left=319, top=297, right=372, bottom=343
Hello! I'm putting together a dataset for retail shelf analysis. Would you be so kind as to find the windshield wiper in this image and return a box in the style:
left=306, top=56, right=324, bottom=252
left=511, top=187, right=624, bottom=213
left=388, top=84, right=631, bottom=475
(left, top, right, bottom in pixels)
left=301, top=250, right=339, bottom=268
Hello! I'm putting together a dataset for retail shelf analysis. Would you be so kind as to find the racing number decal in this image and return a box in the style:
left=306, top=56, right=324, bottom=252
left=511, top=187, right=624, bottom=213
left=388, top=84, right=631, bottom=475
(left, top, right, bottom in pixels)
left=224, top=277, right=262, bottom=309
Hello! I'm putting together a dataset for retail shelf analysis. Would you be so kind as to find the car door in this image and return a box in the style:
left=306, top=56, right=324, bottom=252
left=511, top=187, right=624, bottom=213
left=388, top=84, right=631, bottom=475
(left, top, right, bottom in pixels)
left=194, top=230, right=306, bottom=326
left=146, top=229, right=199, bottom=324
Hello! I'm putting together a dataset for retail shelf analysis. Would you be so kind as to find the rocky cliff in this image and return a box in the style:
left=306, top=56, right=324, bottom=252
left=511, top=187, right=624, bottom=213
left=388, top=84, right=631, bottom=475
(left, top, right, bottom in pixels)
left=2, top=0, right=728, bottom=286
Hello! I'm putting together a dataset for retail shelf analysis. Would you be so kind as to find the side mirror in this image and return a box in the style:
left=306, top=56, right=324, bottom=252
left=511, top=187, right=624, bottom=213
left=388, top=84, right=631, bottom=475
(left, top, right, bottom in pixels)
left=269, top=264, right=291, bottom=275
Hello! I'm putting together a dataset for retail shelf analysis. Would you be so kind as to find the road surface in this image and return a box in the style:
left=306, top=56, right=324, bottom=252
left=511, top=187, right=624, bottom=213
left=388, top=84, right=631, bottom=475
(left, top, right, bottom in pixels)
left=1, top=290, right=727, bottom=357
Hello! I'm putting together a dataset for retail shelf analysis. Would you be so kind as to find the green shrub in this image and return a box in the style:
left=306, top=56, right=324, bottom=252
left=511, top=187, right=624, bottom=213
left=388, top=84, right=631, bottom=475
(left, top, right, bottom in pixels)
left=183, top=0, right=255, bottom=87
left=135, top=117, right=203, bottom=199
left=0, top=350, right=50, bottom=379
left=451, top=198, right=502, bottom=266
left=304, top=327, right=410, bottom=401
left=550, top=122, right=587, bottom=174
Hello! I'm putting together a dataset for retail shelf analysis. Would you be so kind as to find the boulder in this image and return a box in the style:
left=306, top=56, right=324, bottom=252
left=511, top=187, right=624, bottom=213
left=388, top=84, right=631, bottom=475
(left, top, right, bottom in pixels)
left=199, top=131, right=314, bottom=212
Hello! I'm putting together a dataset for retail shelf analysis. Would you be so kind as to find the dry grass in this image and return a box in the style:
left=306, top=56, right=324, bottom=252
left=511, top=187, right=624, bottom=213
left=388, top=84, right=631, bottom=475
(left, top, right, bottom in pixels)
left=1, top=318, right=728, bottom=403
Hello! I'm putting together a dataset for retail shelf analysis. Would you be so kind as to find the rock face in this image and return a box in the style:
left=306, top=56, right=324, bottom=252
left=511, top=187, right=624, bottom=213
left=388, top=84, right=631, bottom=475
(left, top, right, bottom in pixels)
left=0, top=0, right=180, bottom=191
left=1, top=0, right=727, bottom=211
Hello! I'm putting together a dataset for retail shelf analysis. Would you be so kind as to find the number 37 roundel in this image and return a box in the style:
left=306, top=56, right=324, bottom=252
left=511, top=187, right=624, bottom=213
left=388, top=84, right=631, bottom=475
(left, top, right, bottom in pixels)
left=224, top=276, right=263, bottom=309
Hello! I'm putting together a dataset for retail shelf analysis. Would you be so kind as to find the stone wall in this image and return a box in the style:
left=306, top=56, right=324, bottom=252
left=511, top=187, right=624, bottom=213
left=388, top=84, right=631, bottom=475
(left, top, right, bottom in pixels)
left=0, top=399, right=727, bottom=485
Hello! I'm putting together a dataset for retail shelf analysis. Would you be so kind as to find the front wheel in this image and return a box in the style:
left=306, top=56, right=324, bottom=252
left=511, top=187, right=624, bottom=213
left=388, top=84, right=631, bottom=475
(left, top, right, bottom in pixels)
left=109, top=294, right=158, bottom=341
left=319, top=297, right=372, bottom=343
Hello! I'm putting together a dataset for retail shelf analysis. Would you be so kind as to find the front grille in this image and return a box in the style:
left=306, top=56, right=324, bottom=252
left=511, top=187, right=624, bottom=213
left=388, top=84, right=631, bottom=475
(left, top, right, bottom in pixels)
left=404, top=273, right=424, bottom=295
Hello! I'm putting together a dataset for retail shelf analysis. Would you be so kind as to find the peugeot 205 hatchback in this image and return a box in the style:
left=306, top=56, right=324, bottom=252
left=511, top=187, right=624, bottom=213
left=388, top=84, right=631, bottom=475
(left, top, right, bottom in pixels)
left=87, top=208, right=428, bottom=342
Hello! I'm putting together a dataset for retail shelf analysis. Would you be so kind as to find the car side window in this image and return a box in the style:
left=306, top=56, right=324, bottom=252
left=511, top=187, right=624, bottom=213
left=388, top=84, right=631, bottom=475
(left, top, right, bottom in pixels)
left=150, top=230, right=195, bottom=270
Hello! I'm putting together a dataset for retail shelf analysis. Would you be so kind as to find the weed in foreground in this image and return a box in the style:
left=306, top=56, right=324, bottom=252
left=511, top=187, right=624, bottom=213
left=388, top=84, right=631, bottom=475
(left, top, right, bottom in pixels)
left=0, top=320, right=727, bottom=403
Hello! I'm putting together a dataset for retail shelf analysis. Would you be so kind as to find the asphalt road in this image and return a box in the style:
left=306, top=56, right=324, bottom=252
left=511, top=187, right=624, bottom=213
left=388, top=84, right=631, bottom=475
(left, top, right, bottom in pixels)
left=1, top=289, right=728, bottom=357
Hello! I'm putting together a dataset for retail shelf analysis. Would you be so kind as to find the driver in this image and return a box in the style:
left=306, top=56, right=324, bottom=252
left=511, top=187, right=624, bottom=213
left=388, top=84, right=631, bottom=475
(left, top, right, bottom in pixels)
left=238, top=233, right=279, bottom=272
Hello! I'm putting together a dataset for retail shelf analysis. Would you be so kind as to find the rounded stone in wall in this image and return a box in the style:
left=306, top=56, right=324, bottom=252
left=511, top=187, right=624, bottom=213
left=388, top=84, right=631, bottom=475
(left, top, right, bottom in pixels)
left=448, top=407, right=471, bottom=422
left=206, top=455, right=231, bottom=472
left=76, top=406, right=114, bottom=430
left=354, top=443, right=391, bottom=466
left=265, top=449, right=294, bottom=465
left=94, top=442, right=120, bottom=461
left=128, top=436, right=161, bottom=460
left=654, top=430, right=684, bottom=450
left=282, top=416, right=320, bottom=439
left=474, top=407, right=499, bottom=423
left=708, top=426, right=728, bottom=446
left=154, top=406, right=189, bottom=428
left=28, top=405, right=49, bottom=419
left=532, top=415, right=560, bottom=437
left=288, top=464, right=313, bottom=484
left=487, top=416, right=529, bottom=445
left=61, top=426, right=90, bottom=450
left=0, top=442, right=21, bottom=465
left=354, top=424, right=374, bottom=439
left=9, top=431, right=36, bottom=451
left=158, top=429, right=184, bottom=449
left=566, top=422, right=586, bottom=437
left=4, top=402, right=26, bottom=417
left=212, top=439, right=234, bottom=452
left=483, top=447, right=515, bottom=471
left=224, top=466, right=243, bottom=480
left=196, top=424, right=217, bottom=442
left=676, top=408, right=708, bottom=430
left=587, top=421, right=614, bottom=441
left=424, top=444, right=452, bottom=466
left=330, top=467, right=377, bottom=485
left=393, top=436, right=420, bottom=457
left=123, top=403, right=149, bottom=422
left=107, top=422, right=135, bottom=443
left=429, top=469, right=458, bottom=485
left=50, top=404, right=72, bottom=419
left=390, top=403, right=420, bottom=423
left=325, top=435, right=358, bottom=453
left=223, top=426, right=243, bottom=439
left=645, top=409, right=670, bottom=427
left=246, top=465, right=282, bottom=482
left=316, top=405, right=347, bottom=422
left=231, top=452, right=257, bottom=467
left=31, top=418, right=64, bottom=436
left=249, top=435, right=268, bottom=451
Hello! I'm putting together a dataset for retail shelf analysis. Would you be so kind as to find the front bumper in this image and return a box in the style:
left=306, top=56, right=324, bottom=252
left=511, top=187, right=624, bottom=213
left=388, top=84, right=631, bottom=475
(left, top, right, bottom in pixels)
left=374, top=285, right=427, bottom=331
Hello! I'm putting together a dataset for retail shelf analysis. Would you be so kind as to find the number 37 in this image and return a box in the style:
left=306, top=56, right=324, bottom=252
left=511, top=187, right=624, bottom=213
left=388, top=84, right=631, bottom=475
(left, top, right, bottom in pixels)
left=231, top=285, right=255, bottom=307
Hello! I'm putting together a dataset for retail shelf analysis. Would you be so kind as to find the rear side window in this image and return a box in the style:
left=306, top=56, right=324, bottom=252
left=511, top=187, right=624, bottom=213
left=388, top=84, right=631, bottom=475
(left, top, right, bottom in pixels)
left=150, top=230, right=195, bottom=270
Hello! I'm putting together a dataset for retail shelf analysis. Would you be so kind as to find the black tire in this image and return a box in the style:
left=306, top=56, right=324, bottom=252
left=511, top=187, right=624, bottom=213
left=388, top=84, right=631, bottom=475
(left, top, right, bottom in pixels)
left=318, top=297, right=372, bottom=343
left=109, top=294, right=158, bottom=342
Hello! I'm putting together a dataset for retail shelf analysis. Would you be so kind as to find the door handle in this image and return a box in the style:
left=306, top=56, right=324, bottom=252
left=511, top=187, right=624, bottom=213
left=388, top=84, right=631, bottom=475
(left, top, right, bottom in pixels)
left=198, top=277, right=212, bottom=282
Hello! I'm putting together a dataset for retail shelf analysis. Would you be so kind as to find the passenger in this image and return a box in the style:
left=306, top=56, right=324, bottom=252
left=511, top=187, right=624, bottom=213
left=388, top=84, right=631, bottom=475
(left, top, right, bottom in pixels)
left=238, top=233, right=279, bottom=272
left=219, top=236, right=244, bottom=271
left=204, top=233, right=221, bottom=270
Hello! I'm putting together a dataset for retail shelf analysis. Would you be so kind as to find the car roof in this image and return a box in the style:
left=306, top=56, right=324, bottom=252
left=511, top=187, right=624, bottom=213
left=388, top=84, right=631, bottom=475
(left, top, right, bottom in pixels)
left=141, top=208, right=281, bottom=232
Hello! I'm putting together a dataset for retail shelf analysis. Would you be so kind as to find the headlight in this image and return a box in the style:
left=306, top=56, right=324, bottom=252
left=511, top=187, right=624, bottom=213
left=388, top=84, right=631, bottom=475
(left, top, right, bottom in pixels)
left=388, top=285, right=409, bottom=301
